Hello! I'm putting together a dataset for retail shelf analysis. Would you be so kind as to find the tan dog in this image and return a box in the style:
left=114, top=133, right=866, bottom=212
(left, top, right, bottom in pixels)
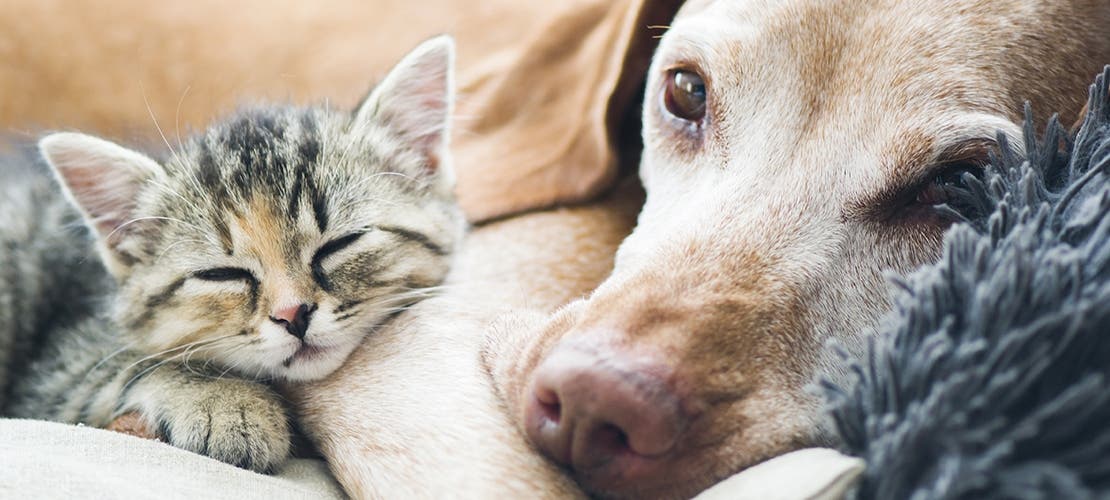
left=480, top=1, right=1110, bottom=499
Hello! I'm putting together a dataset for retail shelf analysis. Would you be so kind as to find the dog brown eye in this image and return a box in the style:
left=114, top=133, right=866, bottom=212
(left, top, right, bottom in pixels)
left=912, top=162, right=987, bottom=224
left=664, top=70, right=707, bottom=122
left=915, top=179, right=951, bottom=206
left=916, top=164, right=976, bottom=206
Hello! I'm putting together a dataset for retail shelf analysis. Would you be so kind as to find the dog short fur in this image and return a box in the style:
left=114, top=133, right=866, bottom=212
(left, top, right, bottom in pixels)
left=483, top=1, right=1110, bottom=498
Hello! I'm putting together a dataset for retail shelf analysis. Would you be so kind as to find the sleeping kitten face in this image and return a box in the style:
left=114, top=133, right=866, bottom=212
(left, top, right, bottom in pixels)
left=40, top=37, right=464, bottom=381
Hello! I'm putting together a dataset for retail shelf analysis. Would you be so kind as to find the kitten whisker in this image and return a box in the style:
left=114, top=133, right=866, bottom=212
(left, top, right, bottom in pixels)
left=335, top=294, right=432, bottom=323
left=204, top=344, right=252, bottom=380
left=174, top=84, right=193, bottom=151
left=145, top=179, right=212, bottom=228
left=121, top=349, right=192, bottom=392
left=119, top=335, right=237, bottom=375
left=156, top=238, right=210, bottom=262
left=79, top=341, right=140, bottom=386
left=140, top=80, right=187, bottom=170
left=216, top=360, right=242, bottom=380
left=181, top=337, right=236, bottom=376
left=355, top=295, right=417, bottom=312
left=367, top=171, right=419, bottom=183
left=207, top=344, right=257, bottom=381
left=332, top=196, right=401, bottom=217
left=104, top=216, right=204, bottom=243
left=369, top=288, right=445, bottom=303
left=122, top=334, right=240, bottom=389
left=394, top=284, right=462, bottom=295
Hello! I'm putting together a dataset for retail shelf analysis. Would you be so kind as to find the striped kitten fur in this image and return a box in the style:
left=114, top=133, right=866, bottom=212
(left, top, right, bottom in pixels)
left=0, top=37, right=463, bottom=472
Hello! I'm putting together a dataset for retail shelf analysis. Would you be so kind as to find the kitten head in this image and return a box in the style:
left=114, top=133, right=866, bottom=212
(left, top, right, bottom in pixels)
left=40, top=36, right=463, bottom=382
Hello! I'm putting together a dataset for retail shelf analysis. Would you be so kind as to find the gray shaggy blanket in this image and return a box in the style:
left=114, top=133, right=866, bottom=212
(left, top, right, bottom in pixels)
left=823, top=68, right=1110, bottom=500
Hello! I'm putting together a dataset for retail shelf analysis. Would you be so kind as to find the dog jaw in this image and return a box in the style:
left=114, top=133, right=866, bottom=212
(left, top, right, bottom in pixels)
left=504, top=0, right=1110, bottom=498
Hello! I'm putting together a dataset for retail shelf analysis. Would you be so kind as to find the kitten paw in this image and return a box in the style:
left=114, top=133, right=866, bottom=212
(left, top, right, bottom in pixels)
left=106, top=411, right=160, bottom=441
left=155, top=378, right=291, bottom=473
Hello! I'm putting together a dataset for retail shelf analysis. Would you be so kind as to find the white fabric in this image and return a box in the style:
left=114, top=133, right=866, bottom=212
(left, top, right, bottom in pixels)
left=694, top=448, right=865, bottom=500
left=0, top=418, right=861, bottom=499
left=0, top=419, right=345, bottom=500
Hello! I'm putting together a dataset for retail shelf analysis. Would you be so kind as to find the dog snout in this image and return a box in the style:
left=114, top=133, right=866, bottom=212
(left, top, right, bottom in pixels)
left=524, top=338, right=688, bottom=486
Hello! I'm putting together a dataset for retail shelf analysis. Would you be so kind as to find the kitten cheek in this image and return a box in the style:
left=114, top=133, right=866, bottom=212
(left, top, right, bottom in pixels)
left=206, top=338, right=274, bottom=376
left=257, top=322, right=304, bottom=350
left=180, top=284, right=256, bottom=312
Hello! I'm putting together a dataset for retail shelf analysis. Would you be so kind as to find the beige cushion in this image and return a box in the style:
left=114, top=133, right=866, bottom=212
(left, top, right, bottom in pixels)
left=0, top=418, right=862, bottom=499
left=0, top=419, right=345, bottom=500
left=694, top=448, right=865, bottom=500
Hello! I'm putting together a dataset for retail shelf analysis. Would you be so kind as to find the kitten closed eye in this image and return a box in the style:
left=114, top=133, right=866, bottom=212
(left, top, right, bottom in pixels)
left=313, top=232, right=364, bottom=265
left=194, top=267, right=257, bottom=282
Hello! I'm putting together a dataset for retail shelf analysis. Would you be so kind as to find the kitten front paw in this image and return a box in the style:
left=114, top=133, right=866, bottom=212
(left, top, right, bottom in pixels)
left=106, top=411, right=159, bottom=440
left=155, top=378, right=291, bottom=473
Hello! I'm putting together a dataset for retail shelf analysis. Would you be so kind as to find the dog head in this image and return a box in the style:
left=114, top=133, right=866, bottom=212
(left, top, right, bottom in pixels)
left=493, top=0, right=1110, bottom=498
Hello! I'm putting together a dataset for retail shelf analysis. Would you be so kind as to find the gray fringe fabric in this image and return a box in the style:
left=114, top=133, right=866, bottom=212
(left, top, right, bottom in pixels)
left=823, top=67, right=1110, bottom=500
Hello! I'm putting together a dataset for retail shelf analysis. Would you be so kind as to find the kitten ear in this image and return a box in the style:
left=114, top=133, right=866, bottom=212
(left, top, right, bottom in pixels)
left=39, top=132, right=164, bottom=265
left=355, top=35, right=455, bottom=186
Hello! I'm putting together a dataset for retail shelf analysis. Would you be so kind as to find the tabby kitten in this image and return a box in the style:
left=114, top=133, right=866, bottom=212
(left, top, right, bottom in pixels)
left=0, top=37, right=463, bottom=472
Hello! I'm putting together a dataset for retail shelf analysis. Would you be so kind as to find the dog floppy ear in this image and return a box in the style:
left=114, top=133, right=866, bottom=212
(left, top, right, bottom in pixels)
left=452, top=0, right=684, bottom=222
left=1071, top=102, right=1089, bottom=133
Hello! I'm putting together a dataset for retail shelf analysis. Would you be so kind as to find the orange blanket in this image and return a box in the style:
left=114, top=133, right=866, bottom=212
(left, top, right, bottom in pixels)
left=0, top=0, right=681, bottom=221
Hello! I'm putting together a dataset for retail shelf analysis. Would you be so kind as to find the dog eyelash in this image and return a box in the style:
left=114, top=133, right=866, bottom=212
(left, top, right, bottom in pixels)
left=893, top=153, right=991, bottom=225
left=848, top=140, right=996, bottom=226
left=912, top=162, right=987, bottom=218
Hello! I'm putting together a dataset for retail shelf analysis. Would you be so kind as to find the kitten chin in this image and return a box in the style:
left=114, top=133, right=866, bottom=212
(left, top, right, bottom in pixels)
left=279, top=341, right=357, bottom=382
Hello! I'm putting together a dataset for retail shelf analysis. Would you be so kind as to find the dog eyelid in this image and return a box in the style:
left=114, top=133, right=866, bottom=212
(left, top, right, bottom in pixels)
left=933, top=138, right=997, bottom=166
left=844, top=137, right=1000, bottom=224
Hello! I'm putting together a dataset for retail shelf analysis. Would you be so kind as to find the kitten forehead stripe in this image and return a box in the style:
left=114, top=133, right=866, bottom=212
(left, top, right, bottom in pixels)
left=376, top=225, right=448, bottom=255
left=287, top=173, right=303, bottom=223
left=126, top=277, right=188, bottom=330
left=308, top=173, right=328, bottom=233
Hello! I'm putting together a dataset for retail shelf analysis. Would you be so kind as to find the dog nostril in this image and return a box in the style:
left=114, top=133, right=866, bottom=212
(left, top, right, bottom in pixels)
left=535, top=388, right=562, bottom=424
left=591, top=423, right=631, bottom=456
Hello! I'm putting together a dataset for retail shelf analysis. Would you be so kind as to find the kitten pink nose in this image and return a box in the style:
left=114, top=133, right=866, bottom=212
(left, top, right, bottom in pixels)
left=270, top=303, right=317, bottom=339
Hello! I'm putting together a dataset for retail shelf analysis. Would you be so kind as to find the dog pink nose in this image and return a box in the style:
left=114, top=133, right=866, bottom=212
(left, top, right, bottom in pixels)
left=524, top=340, right=687, bottom=483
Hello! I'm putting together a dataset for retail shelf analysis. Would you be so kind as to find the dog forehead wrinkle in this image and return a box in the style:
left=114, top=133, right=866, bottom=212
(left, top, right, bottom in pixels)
left=660, top=15, right=750, bottom=68
left=686, top=3, right=1010, bottom=131
left=833, top=112, right=1025, bottom=217
left=932, top=113, right=1024, bottom=154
